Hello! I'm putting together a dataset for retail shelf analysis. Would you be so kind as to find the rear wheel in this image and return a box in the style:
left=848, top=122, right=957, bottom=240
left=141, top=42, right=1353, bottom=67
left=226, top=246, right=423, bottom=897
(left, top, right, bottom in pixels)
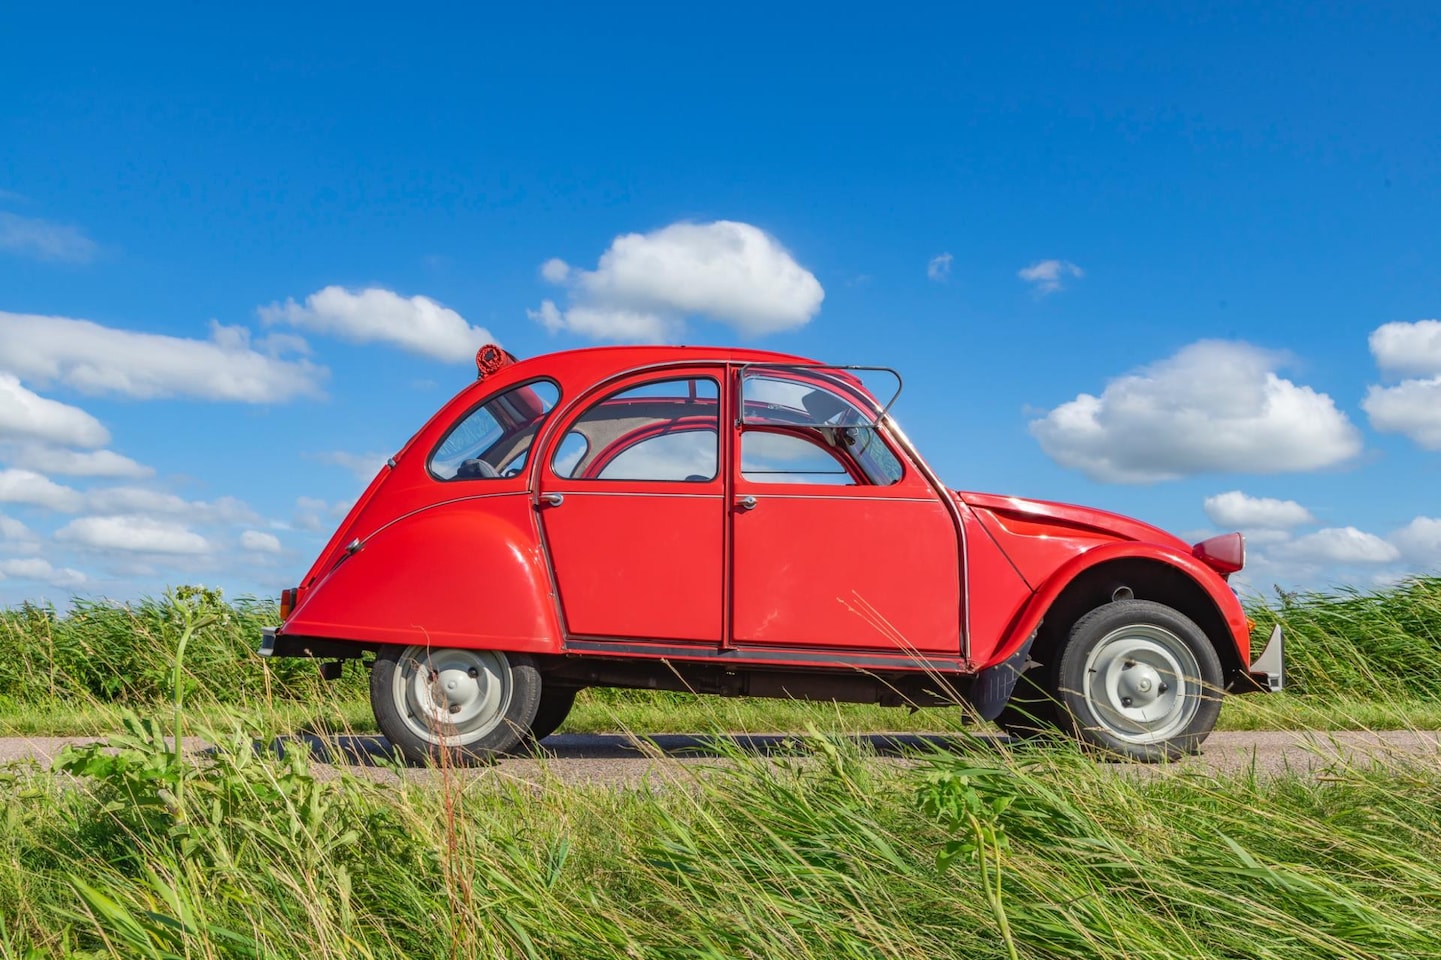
left=1055, top=600, right=1223, bottom=762
left=370, top=645, right=541, bottom=765
left=523, top=685, right=579, bottom=744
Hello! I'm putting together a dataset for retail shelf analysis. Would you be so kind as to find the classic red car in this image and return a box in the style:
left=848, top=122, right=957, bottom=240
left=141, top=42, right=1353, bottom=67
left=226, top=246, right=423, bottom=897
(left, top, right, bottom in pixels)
left=261, top=344, right=1283, bottom=763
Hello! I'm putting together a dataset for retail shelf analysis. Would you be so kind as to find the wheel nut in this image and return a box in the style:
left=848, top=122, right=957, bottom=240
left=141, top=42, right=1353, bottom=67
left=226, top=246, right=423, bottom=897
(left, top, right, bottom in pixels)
left=1121, top=697, right=1132, bottom=707
left=468, top=667, right=479, bottom=678
left=1122, top=660, right=1135, bottom=670
left=449, top=704, right=461, bottom=714
left=1159, top=682, right=1169, bottom=693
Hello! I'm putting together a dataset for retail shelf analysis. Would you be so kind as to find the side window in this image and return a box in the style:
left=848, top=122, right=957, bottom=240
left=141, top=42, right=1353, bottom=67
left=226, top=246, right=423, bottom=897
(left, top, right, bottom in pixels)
left=553, top=378, right=719, bottom=481
left=430, top=380, right=560, bottom=480
left=740, top=374, right=903, bottom=486
left=741, top=432, right=856, bottom=485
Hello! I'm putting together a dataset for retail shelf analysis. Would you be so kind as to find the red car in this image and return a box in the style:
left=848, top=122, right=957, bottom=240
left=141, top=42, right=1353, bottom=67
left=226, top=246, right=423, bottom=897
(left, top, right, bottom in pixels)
left=261, top=344, right=1283, bottom=763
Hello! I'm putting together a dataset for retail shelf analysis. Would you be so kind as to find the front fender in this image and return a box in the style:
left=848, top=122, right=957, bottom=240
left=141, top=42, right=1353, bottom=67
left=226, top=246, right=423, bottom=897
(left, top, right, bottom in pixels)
left=280, top=494, right=562, bottom=653
left=984, top=541, right=1250, bottom=669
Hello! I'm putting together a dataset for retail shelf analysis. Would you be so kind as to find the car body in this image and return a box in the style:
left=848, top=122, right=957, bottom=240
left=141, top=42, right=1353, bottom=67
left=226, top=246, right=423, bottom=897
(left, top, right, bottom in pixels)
left=260, top=343, right=1283, bottom=762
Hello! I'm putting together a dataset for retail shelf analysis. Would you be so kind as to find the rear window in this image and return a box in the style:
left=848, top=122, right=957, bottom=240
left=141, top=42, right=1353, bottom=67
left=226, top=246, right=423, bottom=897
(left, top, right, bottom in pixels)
left=429, top=380, right=560, bottom=480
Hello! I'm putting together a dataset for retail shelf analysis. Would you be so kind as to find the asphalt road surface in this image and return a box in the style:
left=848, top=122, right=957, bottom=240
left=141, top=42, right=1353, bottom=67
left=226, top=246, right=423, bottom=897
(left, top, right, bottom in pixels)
left=4, top=730, right=1438, bottom=787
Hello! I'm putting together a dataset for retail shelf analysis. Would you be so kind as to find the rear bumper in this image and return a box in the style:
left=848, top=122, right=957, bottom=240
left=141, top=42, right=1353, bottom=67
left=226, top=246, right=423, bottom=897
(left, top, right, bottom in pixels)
left=1246, top=624, right=1284, bottom=692
left=257, top=627, right=372, bottom=660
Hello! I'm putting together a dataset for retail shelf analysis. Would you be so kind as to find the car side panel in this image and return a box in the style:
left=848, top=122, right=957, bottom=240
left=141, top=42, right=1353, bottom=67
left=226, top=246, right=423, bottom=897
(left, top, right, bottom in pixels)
left=281, top=494, right=562, bottom=652
left=957, top=505, right=1035, bottom=666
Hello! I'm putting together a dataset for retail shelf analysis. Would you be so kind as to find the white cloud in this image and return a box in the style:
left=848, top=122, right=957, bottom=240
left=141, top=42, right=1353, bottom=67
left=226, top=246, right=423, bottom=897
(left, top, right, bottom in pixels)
left=1018, top=259, right=1083, bottom=295
left=0, top=513, right=36, bottom=543
left=6, top=446, right=153, bottom=478
left=927, top=253, right=953, bottom=282
left=292, top=495, right=351, bottom=532
left=1362, top=320, right=1441, bottom=450
left=313, top=450, right=389, bottom=483
left=0, top=211, right=97, bottom=263
left=84, top=487, right=259, bottom=525
left=1389, top=517, right=1441, bottom=566
left=260, top=286, right=495, bottom=363
left=0, top=312, right=325, bottom=402
left=0, top=373, right=109, bottom=447
left=1203, top=491, right=1315, bottom=530
left=55, top=515, right=212, bottom=555
left=0, top=469, right=83, bottom=511
left=1363, top=377, right=1441, bottom=450
left=1274, top=527, right=1401, bottom=565
left=0, top=557, right=87, bottom=587
left=240, top=529, right=283, bottom=553
left=1369, top=320, right=1441, bottom=377
left=530, top=220, right=824, bottom=342
left=1030, top=340, right=1362, bottom=483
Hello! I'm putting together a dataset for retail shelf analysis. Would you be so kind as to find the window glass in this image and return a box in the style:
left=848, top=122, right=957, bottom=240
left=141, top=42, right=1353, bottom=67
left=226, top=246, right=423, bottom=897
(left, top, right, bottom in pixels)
left=741, top=432, right=855, bottom=485
left=430, top=380, right=560, bottom=480
left=554, top=378, right=719, bottom=481
left=740, top=374, right=902, bottom=485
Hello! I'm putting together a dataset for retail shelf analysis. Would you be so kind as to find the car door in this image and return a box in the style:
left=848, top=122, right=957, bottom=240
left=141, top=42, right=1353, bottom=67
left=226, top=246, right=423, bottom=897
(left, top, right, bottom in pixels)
left=538, top=370, right=727, bottom=643
left=729, top=366, right=964, bottom=654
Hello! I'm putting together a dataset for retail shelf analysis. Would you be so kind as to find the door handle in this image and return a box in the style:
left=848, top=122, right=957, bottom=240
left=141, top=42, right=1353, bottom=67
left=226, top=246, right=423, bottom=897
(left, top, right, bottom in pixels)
left=736, top=495, right=757, bottom=511
left=539, top=493, right=564, bottom=507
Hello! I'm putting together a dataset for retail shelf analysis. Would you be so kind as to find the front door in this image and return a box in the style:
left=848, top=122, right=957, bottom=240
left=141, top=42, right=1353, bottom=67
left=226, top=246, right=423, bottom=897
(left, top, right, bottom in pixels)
left=729, top=367, right=964, bottom=654
left=539, top=371, right=726, bottom=643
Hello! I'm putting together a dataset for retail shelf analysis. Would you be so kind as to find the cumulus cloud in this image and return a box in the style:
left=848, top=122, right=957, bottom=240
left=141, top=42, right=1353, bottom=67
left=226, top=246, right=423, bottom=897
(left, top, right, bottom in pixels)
left=1369, top=320, right=1441, bottom=377
left=240, top=529, right=283, bottom=553
left=1018, top=259, right=1083, bottom=295
left=84, top=487, right=259, bottom=525
left=0, top=312, right=325, bottom=402
left=55, top=515, right=212, bottom=555
left=1274, top=527, right=1401, bottom=565
left=927, top=253, right=953, bottom=282
left=1203, top=491, right=1315, bottom=530
left=0, top=513, right=36, bottom=544
left=313, top=450, right=390, bottom=483
left=0, top=469, right=83, bottom=511
left=0, top=557, right=87, bottom=587
left=1363, top=319, right=1441, bottom=450
left=0, top=374, right=109, bottom=447
left=260, top=286, right=495, bottom=363
left=0, top=211, right=97, bottom=263
left=529, top=220, right=824, bottom=342
left=1389, top=517, right=1441, bottom=566
left=6, top=446, right=153, bottom=478
left=1030, top=340, right=1362, bottom=483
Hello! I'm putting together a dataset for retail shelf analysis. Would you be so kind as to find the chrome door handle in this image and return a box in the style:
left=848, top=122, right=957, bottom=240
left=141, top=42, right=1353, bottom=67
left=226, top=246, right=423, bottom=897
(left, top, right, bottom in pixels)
left=539, top=493, right=564, bottom=507
left=736, top=495, right=757, bottom=511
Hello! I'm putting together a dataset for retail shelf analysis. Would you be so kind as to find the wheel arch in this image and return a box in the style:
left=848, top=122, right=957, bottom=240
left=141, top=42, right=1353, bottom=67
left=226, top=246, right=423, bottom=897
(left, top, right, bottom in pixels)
left=280, top=496, right=564, bottom=655
left=995, top=547, right=1250, bottom=688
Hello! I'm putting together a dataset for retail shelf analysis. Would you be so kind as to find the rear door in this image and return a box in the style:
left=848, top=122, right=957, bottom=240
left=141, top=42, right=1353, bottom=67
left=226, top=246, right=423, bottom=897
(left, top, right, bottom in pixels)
left=538, top=370, right=727, bottom=643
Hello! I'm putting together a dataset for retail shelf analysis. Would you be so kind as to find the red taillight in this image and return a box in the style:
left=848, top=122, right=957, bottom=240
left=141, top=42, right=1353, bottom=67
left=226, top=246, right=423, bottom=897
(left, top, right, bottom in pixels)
left=279, top=587, right=298, bottom=621
left=1193, top=533, right=1246, bottom=575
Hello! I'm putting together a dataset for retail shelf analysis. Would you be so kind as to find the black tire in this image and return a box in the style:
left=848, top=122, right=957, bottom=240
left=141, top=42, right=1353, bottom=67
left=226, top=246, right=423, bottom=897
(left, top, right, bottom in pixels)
left=1054, top=599, right=1223, bottom=762
left=371, top=645, right=541, bottom=765
left=524, top=685, right=579, bottom=744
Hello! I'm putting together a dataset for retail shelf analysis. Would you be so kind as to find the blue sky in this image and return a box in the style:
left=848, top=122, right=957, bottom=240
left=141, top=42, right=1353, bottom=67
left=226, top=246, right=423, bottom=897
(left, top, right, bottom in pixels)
left=1, top=2, right=1439, bottom=605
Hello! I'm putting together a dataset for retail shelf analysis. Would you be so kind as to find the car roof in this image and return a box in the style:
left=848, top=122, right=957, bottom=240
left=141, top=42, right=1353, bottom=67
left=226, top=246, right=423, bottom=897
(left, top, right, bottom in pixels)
left=499, top=343, right=821, bottom=380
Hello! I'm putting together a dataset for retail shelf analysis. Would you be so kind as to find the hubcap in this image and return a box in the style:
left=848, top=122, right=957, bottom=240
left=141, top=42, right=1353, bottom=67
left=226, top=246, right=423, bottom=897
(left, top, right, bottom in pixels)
left=393, top=646, right=513, bottom=746
left=1082, top=624, right=1201, bottom=745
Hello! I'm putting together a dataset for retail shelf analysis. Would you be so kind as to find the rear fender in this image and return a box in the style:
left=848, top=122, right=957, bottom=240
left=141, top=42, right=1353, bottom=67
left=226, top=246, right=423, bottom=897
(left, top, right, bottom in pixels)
left=282, top=495, right=562, bottom=653
left=986, top=541, right=1250, bottom=671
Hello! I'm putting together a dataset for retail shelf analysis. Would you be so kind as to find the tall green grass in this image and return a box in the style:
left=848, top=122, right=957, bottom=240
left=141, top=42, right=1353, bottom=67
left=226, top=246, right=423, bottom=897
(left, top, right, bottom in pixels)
left=2, top=721, right=1438, bottom=958
left=2, top=576, right=1440, bottom=736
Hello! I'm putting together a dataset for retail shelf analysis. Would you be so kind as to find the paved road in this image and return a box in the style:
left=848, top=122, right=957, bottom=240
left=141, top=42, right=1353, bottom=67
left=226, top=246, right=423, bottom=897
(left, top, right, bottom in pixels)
left=4, top=730, right=1438, bottom=787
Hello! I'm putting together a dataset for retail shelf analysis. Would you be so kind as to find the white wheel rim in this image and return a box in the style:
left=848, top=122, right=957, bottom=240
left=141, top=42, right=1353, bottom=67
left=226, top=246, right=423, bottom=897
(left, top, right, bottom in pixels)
left=1081, top=624, right=1202, bottom=745
left=392, top=646, right=513, bottom=746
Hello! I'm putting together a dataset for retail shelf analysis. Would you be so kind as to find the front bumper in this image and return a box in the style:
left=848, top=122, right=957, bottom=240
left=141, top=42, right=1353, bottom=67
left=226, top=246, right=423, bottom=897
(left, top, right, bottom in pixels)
left=1247, top=624, right=1284, bottom=692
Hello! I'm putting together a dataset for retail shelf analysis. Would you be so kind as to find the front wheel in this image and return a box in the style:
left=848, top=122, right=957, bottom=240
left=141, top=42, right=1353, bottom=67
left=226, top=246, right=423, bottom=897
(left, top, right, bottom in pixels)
left=1054, top=600, right=1223, bottom=762
left=371, top=645, right=541, bottom=765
